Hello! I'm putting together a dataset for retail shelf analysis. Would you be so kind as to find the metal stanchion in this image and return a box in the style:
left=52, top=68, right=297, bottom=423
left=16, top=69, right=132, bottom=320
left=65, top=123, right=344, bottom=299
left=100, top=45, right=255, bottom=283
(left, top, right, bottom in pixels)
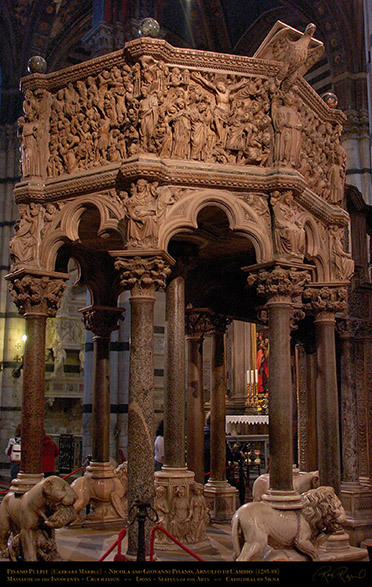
left=128, top=500, right=158, bottom=561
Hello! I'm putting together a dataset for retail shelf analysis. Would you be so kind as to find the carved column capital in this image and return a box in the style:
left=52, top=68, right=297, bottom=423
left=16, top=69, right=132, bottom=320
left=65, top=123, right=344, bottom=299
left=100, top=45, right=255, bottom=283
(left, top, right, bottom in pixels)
left=113, top=253, right=173, bottom=297
left=336, top=318, right=361, bottom=339
left=79, top=305, right=124, bottom=339
left=208, top=313, right=232, bottom=335
left=246, top=263, right=311, bottom=304
left=185, top=308, right=214, bottom=339
left=6, top=269, right=69, bottom=317
left=302, top=284, right=347, bottom=320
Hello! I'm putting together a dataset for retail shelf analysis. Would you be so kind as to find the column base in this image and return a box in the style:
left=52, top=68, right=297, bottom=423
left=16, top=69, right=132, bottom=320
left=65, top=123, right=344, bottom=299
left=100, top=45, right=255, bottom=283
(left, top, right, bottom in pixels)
left=10, top=472, right=44, bottom=494
left=340, top=482, right=372, bottom=546
left=317, top=528, right=368, bottom=561
left=70, top=461, right=127, bottom=527
left=204, top=479, right=238, bottom=522
left=261, top=489, right=304, bottom=510
left=154, top=467, right=211, bottom=551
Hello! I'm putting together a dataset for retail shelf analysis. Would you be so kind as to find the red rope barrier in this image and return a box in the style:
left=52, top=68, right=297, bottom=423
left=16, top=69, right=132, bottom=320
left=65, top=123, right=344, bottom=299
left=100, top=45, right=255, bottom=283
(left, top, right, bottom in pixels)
left=62, top=466, right=84, bottom=480
left=98, top=528, right=127, bottom=562
left=149, top=525, right=205, bottom=562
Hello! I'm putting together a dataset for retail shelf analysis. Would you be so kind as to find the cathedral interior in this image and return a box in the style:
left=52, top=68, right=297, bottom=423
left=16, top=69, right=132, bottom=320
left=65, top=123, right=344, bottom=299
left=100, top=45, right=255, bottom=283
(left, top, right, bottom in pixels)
left=0, top=0, right=372, bottom=566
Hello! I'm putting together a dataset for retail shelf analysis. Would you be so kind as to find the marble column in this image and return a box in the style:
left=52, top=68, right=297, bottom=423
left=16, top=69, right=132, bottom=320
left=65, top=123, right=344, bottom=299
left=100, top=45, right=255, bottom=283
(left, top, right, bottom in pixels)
left=295, top=340, right=317, bottom=472
left=5, top=269, right=68, bottom=493
left=155, top=275, right=196, bottom=546
left=314, top=312, right=341, bottom=495
left=204, top=314, right=237, bottom=521
left=338, top=318, right=372, bottom=544
left=185, top=308, right=212, bottom=484
left=163, top=276, right=186, bottom=469
left=302, top=284, right=349, bottom=496
left=114, top=253, right=172, bottom=560
left=246, top=263, right=311, bottom=509
left=79, top=305, right=124, bottom=523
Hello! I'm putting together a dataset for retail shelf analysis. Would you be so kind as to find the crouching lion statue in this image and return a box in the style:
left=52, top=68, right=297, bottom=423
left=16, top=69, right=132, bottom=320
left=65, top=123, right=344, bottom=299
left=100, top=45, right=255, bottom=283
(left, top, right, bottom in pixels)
left=0, top=476, right=77, bottom=561
left=71, top=461, right=128, bottom=521
left=232, top=486, right=346, bottom=561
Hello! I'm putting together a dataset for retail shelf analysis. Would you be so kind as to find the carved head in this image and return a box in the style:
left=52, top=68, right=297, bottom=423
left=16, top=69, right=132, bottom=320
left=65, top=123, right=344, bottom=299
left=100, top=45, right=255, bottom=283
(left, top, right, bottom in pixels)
left=42, top=476, right=77, bottom=508
left=301, top=486, right=346, bottom=535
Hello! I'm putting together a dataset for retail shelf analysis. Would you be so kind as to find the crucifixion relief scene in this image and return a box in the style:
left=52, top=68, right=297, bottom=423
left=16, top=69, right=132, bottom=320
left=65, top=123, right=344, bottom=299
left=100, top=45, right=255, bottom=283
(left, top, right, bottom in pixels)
left=0, top=0, right=372, bottom=570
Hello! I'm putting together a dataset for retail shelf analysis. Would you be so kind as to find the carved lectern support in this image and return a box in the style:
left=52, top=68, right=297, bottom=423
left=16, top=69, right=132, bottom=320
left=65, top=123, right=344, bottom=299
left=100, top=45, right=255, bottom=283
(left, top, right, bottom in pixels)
left=6, top=269, right=69, bottom=494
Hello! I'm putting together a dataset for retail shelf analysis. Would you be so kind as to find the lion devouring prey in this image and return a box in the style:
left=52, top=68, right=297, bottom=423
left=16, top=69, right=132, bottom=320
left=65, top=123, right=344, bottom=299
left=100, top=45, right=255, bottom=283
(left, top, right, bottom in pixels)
left=0, top=476, right=77, bottom=561
left=231, top=486, right=346, bottom=561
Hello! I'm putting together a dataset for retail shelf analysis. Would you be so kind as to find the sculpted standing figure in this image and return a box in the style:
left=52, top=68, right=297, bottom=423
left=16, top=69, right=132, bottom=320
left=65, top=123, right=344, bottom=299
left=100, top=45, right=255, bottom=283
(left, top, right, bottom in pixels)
left=170, top=486, right=191, bottom=542
left=187, top=483, right=210, bottom=543
left=139, top=87, right=159, bottom=151
left=272, top=90, right=302, bottom=167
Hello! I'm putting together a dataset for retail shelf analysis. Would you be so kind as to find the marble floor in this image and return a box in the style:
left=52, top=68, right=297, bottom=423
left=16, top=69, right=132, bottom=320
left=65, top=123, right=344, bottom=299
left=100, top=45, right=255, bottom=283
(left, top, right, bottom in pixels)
left=55, top=522, right=235, bottom=562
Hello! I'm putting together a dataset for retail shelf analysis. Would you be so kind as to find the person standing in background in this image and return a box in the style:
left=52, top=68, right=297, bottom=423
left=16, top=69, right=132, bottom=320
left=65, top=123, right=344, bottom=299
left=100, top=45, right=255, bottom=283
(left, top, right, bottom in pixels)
left=42, top=431, right=60, bottom=476
left=154, top=420, right=164, bottom=472
left=5, top=424, right=21, bottom=480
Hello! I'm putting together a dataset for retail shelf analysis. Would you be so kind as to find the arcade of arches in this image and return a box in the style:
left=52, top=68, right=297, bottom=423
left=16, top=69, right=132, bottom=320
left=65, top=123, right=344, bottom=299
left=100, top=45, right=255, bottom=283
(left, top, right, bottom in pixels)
left=0, top=0, right=372, bottom=563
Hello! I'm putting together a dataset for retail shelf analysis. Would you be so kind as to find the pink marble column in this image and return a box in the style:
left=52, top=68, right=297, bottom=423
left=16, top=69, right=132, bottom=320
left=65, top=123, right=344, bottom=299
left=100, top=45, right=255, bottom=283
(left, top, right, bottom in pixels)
left=185, top=308, right=213, bottom=484
left=80, top=306, right=124, bottom=463
left=204, top=314, right=237, bottom=521
left=163, top=276, right=186, bottom=469
left=6, top=269, right=68, bottom=493
left=246, top=263, right=311, bottom=509
left=114, top=253, right=172, bottom=559
left=303, top=285, right=348, bottom=496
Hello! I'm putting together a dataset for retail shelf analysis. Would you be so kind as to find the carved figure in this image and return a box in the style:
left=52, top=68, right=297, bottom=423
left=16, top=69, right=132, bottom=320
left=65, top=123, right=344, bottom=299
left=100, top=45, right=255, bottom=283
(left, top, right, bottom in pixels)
left=271, top=191, right=305, bottom=259
left=231, top=486, right=346, bottom=561
left=170, top=485, right=192, bottom=541
left=252, top=470, right=319, bottom=502
left=9, top=203, right=40, bottom=268
left=124, top=179, right=159, bottom=246
left=187, top=483, right=210, bottom=543
left=0, top=476, right=77, bottom=561
left=191, top=72, right=247, bottom=145
left=154, top=485, right=170, bottom=544
left=329, top=225, right=354, bottom=281
left=71, top=461, right=128, bottom=520
left=272, top=90, right=302, bottom=167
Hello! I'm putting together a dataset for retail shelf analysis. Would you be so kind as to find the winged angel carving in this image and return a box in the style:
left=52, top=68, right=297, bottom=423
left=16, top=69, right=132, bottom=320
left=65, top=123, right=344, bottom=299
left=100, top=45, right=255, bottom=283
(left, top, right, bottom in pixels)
left=255, top=22, right=324, bottom=92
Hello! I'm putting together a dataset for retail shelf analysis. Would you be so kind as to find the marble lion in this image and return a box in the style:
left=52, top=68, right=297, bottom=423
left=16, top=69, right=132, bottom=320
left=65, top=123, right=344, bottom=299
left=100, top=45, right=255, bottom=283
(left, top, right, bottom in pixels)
left=252, top=470, right=319, bottom=502
left=231, top=485, right=346, bottom=561
left=0, top=476, right=77, bottom=561
left=71, top=461, right=128, bottom=519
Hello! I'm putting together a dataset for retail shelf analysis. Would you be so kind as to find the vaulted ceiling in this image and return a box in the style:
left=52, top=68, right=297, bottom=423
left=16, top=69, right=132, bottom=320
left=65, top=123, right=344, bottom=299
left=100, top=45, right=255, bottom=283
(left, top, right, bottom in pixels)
left=0, top=0, right=366, bottom=123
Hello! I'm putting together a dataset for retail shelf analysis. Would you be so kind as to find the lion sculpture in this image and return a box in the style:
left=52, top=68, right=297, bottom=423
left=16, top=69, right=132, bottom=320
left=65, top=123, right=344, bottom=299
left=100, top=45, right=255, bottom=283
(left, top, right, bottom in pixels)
left=252, top=470, right=319, bottom=502
left=232, top=485, right=346, bottom=561
left=0, top=476, right=77, bottom=561
left=71, top=461, right=128, bottom=521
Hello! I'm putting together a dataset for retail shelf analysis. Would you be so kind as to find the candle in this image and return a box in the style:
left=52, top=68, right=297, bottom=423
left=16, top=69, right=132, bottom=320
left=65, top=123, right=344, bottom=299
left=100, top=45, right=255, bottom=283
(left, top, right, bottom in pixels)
left=255, top=369, right=258, bottom=383
left=246, top=370, right=250, bottom=384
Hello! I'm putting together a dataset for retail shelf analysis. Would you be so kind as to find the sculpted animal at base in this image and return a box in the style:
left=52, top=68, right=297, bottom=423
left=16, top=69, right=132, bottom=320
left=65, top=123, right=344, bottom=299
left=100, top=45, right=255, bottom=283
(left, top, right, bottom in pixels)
left=232, top=486, right=346, bottom=561
left=71, top=461, right=128, bottom=519
left=252, top=470, right=319, bottom=501
left=0, top=476, right=77, bottom=561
